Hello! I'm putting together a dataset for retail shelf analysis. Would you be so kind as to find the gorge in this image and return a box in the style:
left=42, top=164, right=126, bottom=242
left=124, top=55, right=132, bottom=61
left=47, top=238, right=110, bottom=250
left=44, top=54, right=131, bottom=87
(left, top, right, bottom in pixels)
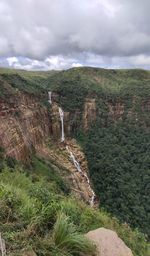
left=0, top=67, right=149, bottom=255
left=49, top=90, right=96, bottom=207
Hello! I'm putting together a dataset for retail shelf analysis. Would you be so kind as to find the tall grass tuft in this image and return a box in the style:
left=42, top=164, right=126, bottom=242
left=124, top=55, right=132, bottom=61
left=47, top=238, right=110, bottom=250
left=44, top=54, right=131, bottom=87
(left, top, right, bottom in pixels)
left=53, top=213, right=96, bottom=255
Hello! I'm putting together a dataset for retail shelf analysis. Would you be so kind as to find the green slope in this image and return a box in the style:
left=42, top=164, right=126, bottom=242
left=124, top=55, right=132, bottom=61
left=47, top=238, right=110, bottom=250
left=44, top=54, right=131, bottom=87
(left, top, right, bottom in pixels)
left=0, top=152, right=149, bottom=256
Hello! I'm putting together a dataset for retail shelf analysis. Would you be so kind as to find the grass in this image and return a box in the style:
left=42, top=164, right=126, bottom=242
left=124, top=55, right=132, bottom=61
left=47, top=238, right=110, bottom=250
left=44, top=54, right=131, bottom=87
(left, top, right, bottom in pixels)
left=29, top=156, right=70, bottom=194
left=0, top=160, right=149, bottom=255
left=60, top=198, right=149, bottom=256
left=53, top=213, right=96, bottom=255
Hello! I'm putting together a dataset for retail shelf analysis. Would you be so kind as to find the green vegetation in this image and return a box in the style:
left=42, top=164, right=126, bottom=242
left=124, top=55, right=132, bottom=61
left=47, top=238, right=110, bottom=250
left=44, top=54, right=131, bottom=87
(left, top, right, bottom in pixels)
left=1, top=66, right=149, bottom=133
left=0, top=67, right=150, bottom=254
left=0, top=155, right=149, bottom=255
left=42, top=67, right=150, bottom=118
left=1, top=67, right=150, bottom=105
left=0, top=68, right=57, bottom=97
left=53, top=213, right=95, bottom=255
left=84, top=120, right=150, bottom=239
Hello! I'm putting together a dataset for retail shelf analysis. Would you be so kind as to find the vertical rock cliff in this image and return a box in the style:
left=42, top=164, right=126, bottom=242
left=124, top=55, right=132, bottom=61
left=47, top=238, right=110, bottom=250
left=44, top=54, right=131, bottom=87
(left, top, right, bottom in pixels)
left=0, top=93, right=50, bottom=161
left=83, top=98, right=97, bottom=131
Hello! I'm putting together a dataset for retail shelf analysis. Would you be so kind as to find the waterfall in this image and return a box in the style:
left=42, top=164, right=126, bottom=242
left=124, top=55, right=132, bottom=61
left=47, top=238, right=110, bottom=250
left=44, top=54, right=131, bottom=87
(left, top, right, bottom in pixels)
left=66, top=146, right=95, bottom=206
left=59, top=107, right=65, bottom=142
left=66, top=146, right=82, bottom=172
left=48, top=91, right=52, bottom=104
left=90, top=191, right=96, bottom=207
left=46, top=90, right=95, bottom=205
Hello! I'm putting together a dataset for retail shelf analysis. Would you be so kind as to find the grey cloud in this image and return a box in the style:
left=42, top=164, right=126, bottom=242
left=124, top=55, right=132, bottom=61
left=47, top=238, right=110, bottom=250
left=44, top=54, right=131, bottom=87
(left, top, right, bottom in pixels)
left=0, top=0, right=150, bottom=69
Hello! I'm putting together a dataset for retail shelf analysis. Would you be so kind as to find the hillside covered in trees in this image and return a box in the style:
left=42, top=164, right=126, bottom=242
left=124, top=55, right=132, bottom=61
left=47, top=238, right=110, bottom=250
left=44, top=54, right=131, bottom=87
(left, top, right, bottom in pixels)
left=84, top=120, right=150, bottom=237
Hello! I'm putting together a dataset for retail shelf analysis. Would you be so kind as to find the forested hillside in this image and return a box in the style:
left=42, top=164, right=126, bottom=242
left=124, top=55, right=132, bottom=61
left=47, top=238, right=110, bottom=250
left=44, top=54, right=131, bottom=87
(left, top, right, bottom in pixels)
left=46, top=67, right=150, bottom=238
left=84, top=120, right=150, bottom=237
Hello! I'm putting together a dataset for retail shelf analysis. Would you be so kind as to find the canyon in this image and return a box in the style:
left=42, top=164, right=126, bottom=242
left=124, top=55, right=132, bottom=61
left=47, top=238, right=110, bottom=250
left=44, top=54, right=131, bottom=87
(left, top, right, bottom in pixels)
left=0, top=67, right=149, bottom=255
left=0, top=90, right=98, bottom=206
left=0, top=81, right=149, bottom=207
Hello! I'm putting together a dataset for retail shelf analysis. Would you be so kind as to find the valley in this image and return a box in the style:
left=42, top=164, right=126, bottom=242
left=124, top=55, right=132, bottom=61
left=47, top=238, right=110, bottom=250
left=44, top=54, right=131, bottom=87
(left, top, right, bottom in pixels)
left=0, top=67, right=149, bottom=255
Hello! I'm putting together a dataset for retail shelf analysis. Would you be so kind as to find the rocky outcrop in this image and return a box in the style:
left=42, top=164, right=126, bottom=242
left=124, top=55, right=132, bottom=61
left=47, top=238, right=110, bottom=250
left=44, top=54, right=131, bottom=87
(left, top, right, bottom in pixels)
left=83, top=98, right=96, bottom=131
left=22, top=250, right=37, bottom=256
left=86, top=228, right=133, bottom=256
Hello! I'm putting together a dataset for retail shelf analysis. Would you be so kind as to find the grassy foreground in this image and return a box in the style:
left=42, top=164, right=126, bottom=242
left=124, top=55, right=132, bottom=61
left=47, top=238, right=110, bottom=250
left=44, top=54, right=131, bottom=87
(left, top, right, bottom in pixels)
left=0, top=153, right=149, bottom=256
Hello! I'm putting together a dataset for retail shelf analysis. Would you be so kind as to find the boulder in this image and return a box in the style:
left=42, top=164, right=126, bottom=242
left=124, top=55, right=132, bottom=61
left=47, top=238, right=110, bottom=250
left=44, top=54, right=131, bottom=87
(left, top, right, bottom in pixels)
left=85, top=228, right=133, bottom=256
left=22, top=250, right=37, bottom=256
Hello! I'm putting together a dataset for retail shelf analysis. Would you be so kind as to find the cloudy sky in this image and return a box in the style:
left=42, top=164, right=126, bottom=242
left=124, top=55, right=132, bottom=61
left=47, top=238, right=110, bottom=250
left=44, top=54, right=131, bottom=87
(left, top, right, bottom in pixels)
left=0, top=0, right=150, bottom=70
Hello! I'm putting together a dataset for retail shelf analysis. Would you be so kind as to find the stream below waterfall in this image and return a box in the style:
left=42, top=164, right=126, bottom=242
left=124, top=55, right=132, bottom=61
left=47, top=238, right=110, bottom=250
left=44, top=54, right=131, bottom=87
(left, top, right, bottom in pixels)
left=66, top=146, right=96, bottom=206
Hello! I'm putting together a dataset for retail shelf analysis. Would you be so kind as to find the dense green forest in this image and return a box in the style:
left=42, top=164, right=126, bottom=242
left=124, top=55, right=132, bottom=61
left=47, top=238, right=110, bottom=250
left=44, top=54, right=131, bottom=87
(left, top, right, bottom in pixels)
left=0, top=150, right=149, bottom=255
left=0, top=67, right=150, bottom=99
left=84, top=120, right=150, bottom=238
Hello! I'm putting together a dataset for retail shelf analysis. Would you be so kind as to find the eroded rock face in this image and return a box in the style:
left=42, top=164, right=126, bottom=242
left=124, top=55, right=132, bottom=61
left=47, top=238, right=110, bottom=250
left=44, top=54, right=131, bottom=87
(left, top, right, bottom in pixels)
left=83, top=98, right=96, bottom=131
left=51, top=103, right=61, bottom=141
left=85, top=228, right=133, bottom=256
left=0, top=93, right=50, bottom=161
left=1, top=92, right=149, bottom=162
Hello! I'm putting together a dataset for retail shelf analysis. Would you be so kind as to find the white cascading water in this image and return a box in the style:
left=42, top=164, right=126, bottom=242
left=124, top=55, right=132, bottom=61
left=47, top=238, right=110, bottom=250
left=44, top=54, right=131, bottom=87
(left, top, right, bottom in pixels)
left=66, top=146, right=82, bottom=173
left=48, top=91, right=52, bottom=104
left=59, top=107, right=65, bottom=142
left=66, top=146, right=95, bottom=207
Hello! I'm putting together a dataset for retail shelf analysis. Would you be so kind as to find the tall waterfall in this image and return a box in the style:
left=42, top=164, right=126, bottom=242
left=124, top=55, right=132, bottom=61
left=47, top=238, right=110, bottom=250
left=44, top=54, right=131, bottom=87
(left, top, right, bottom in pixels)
left=59, top=107, right=65, bottom=142
left=47, top=90, right=95, bottom=206
left=66, top=146, right=95, bottom=206
left=48, top=91, right=52, bottom=104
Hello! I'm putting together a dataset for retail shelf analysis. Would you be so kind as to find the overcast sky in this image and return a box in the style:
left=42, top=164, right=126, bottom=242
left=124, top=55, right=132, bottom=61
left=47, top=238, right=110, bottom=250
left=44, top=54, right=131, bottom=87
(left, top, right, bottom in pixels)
left=0, top=0, right=150, bottom=70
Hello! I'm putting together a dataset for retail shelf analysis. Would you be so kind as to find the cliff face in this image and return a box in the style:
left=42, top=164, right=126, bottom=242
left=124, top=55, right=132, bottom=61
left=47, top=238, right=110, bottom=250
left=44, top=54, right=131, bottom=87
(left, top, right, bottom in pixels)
left=0, top=90, right=149, bottom=207
left=83, top=98, right=97, bottom=131
left=0, top=93, right=51, bottom=161
left=1, top=92, right=149, bottom=161
left=0, top=92, right=97, bottom=204
left=50, top=102, right=71, bottom=140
